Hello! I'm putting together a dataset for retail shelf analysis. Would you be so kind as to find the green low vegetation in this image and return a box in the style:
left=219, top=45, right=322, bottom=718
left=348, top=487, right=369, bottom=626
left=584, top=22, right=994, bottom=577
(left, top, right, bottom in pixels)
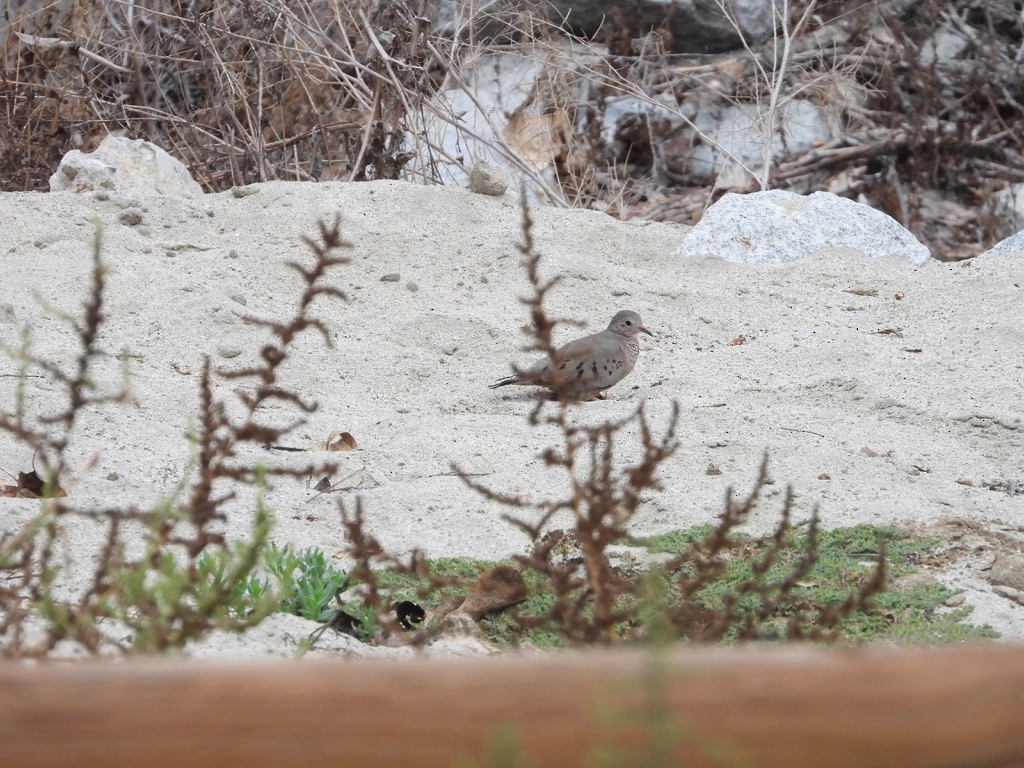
left=241, top=525, right=997, bottom=648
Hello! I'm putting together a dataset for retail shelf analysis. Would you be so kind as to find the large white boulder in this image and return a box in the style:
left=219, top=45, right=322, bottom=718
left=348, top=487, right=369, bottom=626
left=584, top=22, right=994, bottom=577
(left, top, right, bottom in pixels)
left=686, top=100, right=840, bottom=180
left=49, top=135, right=203, bottom=197
left=678, top=190, right=932, bottom=264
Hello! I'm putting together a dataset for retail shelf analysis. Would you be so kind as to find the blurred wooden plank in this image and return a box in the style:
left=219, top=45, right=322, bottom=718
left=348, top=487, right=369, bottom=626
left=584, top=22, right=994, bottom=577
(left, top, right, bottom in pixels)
left=1, top=644, right=1022, bottom=767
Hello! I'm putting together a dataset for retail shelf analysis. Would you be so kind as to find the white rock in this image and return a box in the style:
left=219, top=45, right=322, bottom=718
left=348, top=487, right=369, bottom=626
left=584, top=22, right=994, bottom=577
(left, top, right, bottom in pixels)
left=425, top=631, right=498, bottom=658
left=186, top=612, right=410, bottom=660
left=468, top=161, right=508, bottom=196
left=993, top=183, right=1024, bottom=234
left=49, top=135, right=203, bottom=197
left=919, top=23, right=969, bottom=67
left=979, top=231, right=1024, bottom=259
left=678, top=190, right=932, bottom=265
left=688, top=100, right=840, bottom=180
left=601, top=94, right=682, bottom=148
left=411, top=50, right=579, bottom=202
left=413, top=52, right=542, bottom=193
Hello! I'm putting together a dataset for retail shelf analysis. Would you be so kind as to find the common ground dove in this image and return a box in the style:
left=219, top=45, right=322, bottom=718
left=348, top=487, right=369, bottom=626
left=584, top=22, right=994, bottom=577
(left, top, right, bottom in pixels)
left=489, top=310, right=653, bottom=399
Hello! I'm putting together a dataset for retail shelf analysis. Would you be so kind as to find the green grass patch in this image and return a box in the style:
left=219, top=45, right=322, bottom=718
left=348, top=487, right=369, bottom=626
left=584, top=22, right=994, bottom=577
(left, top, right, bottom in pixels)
left=644, top=524, right=996, bottom=644
left=248, top=525, right=997, bottom=647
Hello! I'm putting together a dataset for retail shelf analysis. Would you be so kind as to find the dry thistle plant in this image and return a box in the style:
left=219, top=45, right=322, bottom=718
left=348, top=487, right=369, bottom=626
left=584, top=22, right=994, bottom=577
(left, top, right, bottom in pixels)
left=0, top=216, right=351, bottom=657
left=664, top=454, right=886, bottom=643
left=327, top=500, right=460, bottom=647
left=458, top=200, right=678, bottom=644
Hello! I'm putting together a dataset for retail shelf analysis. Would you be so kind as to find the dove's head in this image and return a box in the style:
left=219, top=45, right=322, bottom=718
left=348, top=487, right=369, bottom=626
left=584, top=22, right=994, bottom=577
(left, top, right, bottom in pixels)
left=608, top=310, right=653, bottom=338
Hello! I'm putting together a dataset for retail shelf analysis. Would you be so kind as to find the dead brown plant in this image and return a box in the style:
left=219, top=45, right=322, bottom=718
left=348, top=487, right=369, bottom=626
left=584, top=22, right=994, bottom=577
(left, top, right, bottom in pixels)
left=0, top=0, right=446, bottom=190
left=0, top=216, right=351, bottom=656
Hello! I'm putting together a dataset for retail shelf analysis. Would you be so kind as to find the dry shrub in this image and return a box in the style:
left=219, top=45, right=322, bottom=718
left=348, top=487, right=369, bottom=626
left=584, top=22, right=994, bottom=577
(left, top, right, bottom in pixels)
left=857, top=0, right=1024, bottom=256
left=0, top=0, right=445, bottom=191
left=0, top=217, right=350, bottom=656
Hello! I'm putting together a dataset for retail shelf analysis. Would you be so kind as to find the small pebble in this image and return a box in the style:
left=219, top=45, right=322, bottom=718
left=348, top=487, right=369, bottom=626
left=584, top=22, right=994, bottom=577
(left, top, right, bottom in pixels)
left=468, top=161, right=508, bottom=196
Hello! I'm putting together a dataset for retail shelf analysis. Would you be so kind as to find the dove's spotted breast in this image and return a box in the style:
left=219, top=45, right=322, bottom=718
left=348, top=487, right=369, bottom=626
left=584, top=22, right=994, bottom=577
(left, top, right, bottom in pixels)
left=489, top=310, right=653, bottom=399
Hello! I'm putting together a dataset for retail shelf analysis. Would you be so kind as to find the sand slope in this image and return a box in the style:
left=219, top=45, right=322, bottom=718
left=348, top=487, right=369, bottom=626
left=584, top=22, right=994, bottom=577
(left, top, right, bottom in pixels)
left=2, top=180, right=1022, bottom=641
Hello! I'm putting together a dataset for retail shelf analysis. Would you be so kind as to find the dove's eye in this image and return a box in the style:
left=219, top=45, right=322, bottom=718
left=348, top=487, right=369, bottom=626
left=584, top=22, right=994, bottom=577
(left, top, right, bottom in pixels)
left=625, top=321, right=632, bottom=325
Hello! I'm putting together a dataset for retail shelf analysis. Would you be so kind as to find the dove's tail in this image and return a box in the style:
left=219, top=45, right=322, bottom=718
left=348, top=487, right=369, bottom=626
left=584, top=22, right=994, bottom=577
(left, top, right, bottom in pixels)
left=488, top=375, right=520, bottom=389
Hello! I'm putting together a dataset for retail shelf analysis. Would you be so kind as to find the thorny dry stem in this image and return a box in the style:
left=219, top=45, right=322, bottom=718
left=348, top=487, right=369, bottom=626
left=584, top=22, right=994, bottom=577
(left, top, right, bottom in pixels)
left=668, top=454, right=885, bottom=642
left=332, top=499, right=461, bottom=647
left=0, top=216, right=352, bottom=656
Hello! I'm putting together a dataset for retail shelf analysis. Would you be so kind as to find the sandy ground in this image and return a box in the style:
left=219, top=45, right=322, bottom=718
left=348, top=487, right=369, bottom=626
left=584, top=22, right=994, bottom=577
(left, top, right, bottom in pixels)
left=1, top=180, right=1022, bottom=646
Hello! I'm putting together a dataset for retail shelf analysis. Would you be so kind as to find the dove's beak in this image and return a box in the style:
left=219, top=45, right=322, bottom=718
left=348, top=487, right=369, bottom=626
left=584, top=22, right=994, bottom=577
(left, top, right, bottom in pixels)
left=640, top=325, right=653, bottom=337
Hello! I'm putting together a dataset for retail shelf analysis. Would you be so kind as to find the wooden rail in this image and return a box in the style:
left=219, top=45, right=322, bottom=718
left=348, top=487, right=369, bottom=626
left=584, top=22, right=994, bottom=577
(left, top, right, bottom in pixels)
left=1, top=644, right=1023, bottom=767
